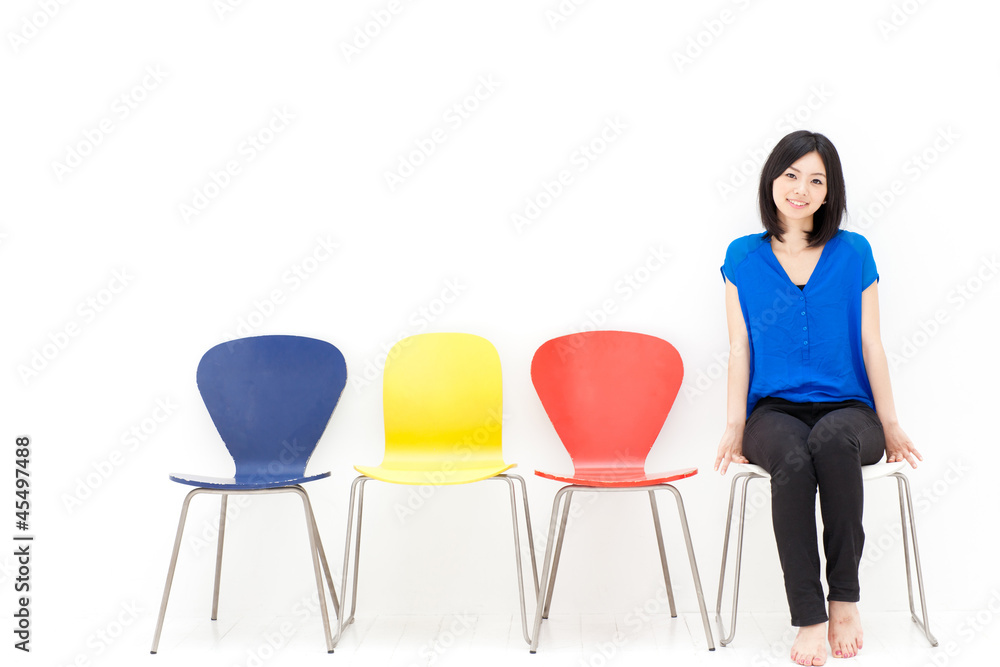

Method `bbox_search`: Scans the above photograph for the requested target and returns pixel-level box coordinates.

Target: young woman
[714,130,922,666]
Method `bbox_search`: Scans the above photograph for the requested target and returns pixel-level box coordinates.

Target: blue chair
[150,335,347,653]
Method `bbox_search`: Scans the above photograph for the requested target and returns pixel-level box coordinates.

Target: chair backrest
[530,331,683,472]
[381,333,505,467]
[197,335,348,483]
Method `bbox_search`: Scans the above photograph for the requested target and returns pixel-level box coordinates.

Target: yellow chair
[333,333,538,646]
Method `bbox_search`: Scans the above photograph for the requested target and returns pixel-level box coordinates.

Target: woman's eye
[812,179,824,185]
[785,173,795,179]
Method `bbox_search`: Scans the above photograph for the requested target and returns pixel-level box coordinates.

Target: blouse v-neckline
[764,232,839,292]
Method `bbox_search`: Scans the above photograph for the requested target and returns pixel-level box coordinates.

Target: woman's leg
[743,403,828,627]
[808,405,885,604]
[807,403,885,659]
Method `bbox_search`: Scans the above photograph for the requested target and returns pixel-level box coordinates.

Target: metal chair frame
[334,473,538,647]
[529,483,716,652]
[151,485,339,653]
[715,463,938,647]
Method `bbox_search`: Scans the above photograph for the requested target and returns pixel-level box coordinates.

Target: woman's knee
[807,409,883,460]
[744,420,815,483]
[743,409,811,465]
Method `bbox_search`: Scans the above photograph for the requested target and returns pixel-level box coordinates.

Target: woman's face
[772,150,828,228]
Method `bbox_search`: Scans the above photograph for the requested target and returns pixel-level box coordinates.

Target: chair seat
[355,462,515,485]
[169,471,331,490]
[731,460,906,482]
[534,466,698,488]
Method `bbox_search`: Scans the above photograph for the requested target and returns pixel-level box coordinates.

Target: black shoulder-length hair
[758,130,846,247]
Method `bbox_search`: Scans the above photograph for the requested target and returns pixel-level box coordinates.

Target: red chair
[528,331,715,652]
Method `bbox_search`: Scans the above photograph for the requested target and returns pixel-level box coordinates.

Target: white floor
[66,609,975,667]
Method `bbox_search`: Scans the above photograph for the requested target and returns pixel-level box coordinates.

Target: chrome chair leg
[541,489,573,620]
[895,476,916,618]
[661,484,715,650]
[292,487,335,653]
[892,472,938,647]
[211,494,228,621]
[530,486,573,653]
[151,488,202,654]
[346,478,368,626]
[715,473,740,644]
[715,472,759,647]
[495,475,533,643]
[312,516,340,619]
[334,476,368,647]
[509,473,540,596]
[648,490,677,617]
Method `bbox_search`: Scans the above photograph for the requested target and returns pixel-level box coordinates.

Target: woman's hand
[714,425,748,475]
[884,422,922,468]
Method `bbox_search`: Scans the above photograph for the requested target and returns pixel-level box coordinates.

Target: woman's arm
[714,278,751,474]
[860,281,923,468]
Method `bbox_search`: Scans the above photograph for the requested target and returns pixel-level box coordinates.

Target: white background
[3,0,999,665]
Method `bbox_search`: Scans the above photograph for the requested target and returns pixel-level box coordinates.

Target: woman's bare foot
[828,601,863,658]
[791,623,827,665]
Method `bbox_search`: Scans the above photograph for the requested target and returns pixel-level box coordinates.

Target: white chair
[715,461,937,647]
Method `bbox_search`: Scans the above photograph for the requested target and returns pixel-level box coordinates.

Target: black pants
[742,397,885,626]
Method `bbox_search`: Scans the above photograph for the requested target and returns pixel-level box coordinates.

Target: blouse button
[803,341,808,345]
[801,311,805,316]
